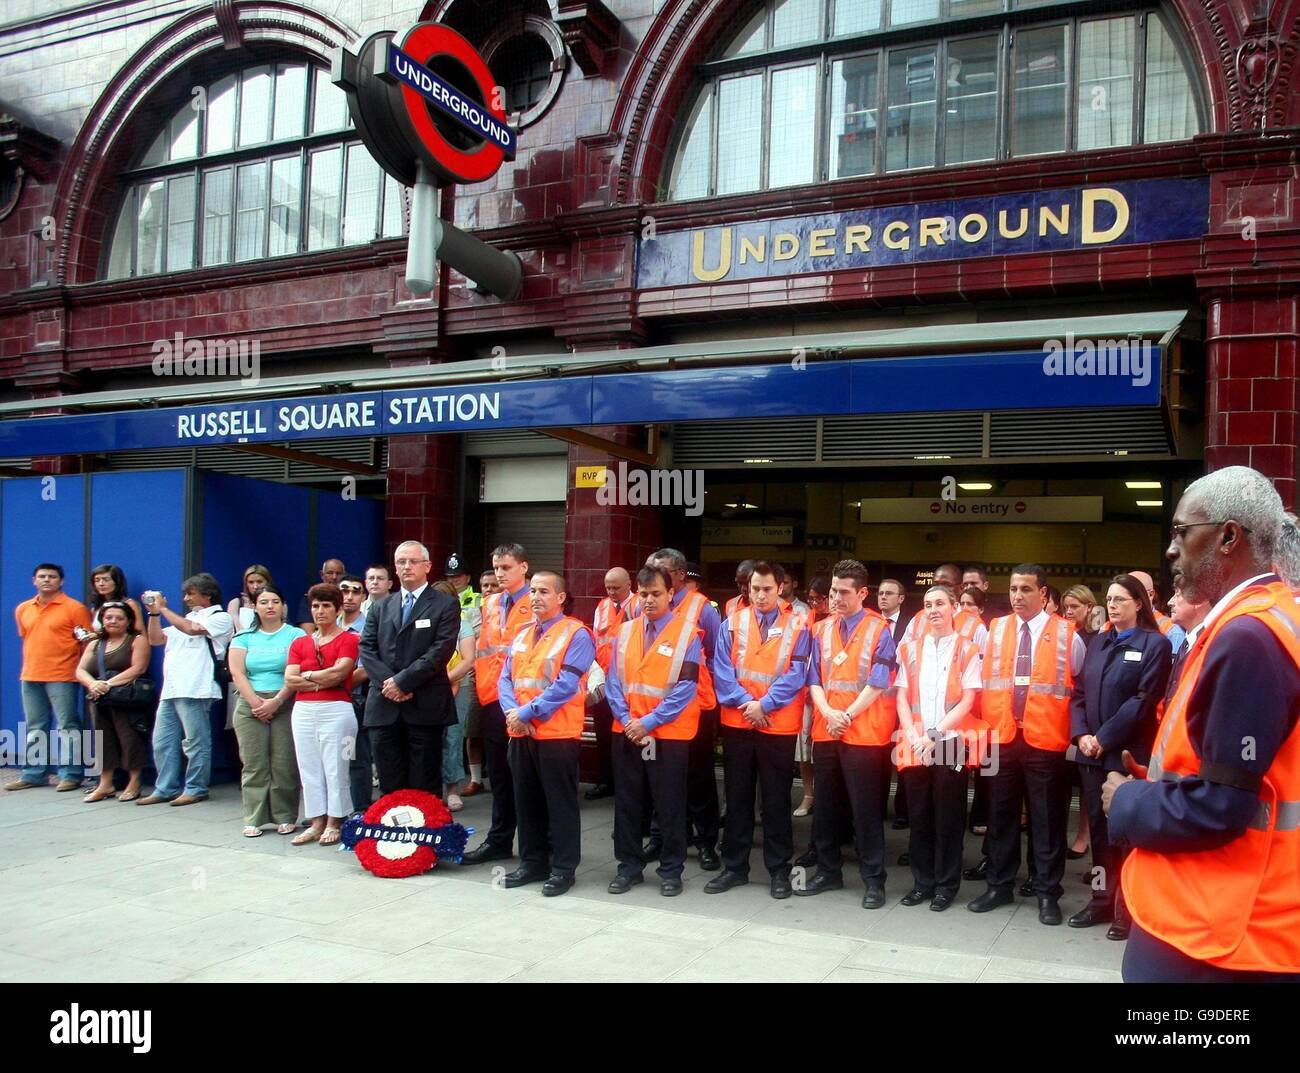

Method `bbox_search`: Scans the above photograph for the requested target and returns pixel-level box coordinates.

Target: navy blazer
[358,585,460,728]
[1069,625,1172,772]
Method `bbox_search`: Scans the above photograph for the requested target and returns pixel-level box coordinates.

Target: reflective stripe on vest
[984,617,1070,700]
[817,615,875,693]
[732,606,803,687]
[615,615,695,701]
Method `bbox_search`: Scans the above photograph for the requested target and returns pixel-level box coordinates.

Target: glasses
[1105,595,1134,604]
[394,558,427,566]
[339,586,364,594]
[1170,521,1252,541]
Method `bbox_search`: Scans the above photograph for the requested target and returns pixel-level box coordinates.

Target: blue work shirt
[1166,623,1187,651]
[808,609,896,690]
[713,605,812,713]
[673,587,720,666]
[497,612,595,724]
[1109,577,1300,852]
[606,608,701,732]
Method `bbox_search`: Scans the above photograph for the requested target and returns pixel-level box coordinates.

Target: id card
[832,649,849,666]
[1123,649,1142,662]
[1013,674,1032,686]
[657,643,675,657]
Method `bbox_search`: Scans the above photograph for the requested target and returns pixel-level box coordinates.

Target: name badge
[832,650,849,666]
[415,618,431,629]
[1013,674,1032,687]
[1124,649,1142,662]
[768,626,783,636]
[656,643,675,658]
[512,638,527,652]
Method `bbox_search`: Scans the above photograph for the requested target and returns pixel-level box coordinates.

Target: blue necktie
[1013,622,1032,722]
[401,591,415,626]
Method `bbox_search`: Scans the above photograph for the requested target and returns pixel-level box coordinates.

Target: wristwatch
[304,670,313,682]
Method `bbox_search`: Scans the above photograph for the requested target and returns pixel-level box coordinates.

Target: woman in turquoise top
[228,586,306,836]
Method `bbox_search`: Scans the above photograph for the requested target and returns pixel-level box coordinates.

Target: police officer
[495,570,593,896]
[444,552,479,614]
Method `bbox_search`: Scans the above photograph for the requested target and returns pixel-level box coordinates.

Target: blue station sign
[0,347,1162,458]
[636,178,1209,289]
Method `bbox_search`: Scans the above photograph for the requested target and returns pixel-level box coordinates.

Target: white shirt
[1200,573,1274,638]
[992,610,1087,675]
[396,583,428,617]
[160,605,235,701]
[896,632,983,731]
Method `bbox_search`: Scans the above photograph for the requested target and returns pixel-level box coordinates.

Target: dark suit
[883,610,909,824]
[359,584,461,796]
[1069,625,1171,912]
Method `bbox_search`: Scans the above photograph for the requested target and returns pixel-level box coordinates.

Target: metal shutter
[484,503,568,575]
[821,413,984,460]
[989,409,1171,457]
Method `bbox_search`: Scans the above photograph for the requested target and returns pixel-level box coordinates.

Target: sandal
[276,823,297,835]
[291,828,322,846]
[319,827,342,847]
[84,788,117,802]
[242,825,263,838]
[793,797,814,817]
[119,789,141,802]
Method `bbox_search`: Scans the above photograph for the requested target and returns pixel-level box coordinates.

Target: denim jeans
[20,680,83,783]
[442,683,471,787]
[151,697,213,799]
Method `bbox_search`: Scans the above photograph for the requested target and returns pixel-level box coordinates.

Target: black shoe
[460,842,513,865]
[930,892,956,912]
[584,783,614,801]
[542,873,574,897]
[770,873,793,900]
[660,877,683,897]
[607,873,643,894]
[640,840,663,863]
[794,847,818,868]
[900,887,932,907]
[1106,918,1131,941]
[1018,878,1034,897]
[793,871,843,897]
[862,883,886,910]
[962,857,989,882]
[697,844,721,871]
[1066,845,1090,860]
[891,817,909,830]
[704,869,749,894]
[1037,895,1063,926]
[897,852,911,867]
[967,888,1014,913]
[501,867,547,888]
[1067,904,1113,929]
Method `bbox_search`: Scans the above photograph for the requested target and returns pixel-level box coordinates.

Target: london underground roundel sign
[333,22,516,187]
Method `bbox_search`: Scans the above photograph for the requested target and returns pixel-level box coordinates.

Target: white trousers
[291,700,357,819]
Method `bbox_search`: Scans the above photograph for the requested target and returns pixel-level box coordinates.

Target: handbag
[204,633,231,687]
[95,641,157,733]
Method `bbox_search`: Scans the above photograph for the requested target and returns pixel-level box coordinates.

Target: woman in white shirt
[894,584,986,911]
[227,564,273,632]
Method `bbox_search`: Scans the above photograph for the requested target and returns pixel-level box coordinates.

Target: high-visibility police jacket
[611,611,700,741]
[593,594,637,674]
[1122,579,1300,973]
[982,613,1076,752]
[719,604,809,735]
[504,616,591,740]
[895,634,988,769]
[475,587,533,705]
[811,611,895,746]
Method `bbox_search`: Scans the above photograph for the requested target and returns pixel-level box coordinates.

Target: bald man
[1129,570,1179,643]
[588,566,639,799]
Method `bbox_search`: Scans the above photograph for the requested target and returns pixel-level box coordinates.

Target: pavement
[0,770,1122,983]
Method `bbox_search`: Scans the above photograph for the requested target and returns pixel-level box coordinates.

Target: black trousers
[613,733,690,880]
[986,734,1070,895]
[348,705,374,813]
[480,700,516,851]
[1078,762,1127,915]
[686,706,721,848]
[903,763,968,896]
[721,726,796,877]
[968,764,991,828]
[887,773,909,822]
[812,740,891,884]
[508,736,581,878]
[369,719,443,797]
[589,695,615,787]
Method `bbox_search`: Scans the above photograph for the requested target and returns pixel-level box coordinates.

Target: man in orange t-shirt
[8,563,92,791]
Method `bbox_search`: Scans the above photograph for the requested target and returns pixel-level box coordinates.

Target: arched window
[664,1,1203,201]
[104,61,406,279]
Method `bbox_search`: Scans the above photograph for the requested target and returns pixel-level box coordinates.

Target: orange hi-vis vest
[895,635,989,770]
[475,587,534,705]
[593,595,636,674]
[506,616,590,740]
[1122,579,1300,974]
[1154,610,1175,636]
[720,604,809,735]
[812,611,895,746]
[910,606,981,644]
[982,613,1076,752]
[611,611,701,741]
[725,595,746,617]
[674,590,716,709]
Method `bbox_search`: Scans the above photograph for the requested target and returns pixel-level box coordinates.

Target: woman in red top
[285,584,359,845]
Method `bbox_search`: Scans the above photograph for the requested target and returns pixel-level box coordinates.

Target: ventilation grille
[670,418,818,466]
[821,413,985,460]
[98,437,386,481]
[464,429,567,457]
[483,503,567,574]
[989,409,1171,457]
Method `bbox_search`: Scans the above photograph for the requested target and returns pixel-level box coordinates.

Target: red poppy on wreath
[342,789,471,878]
